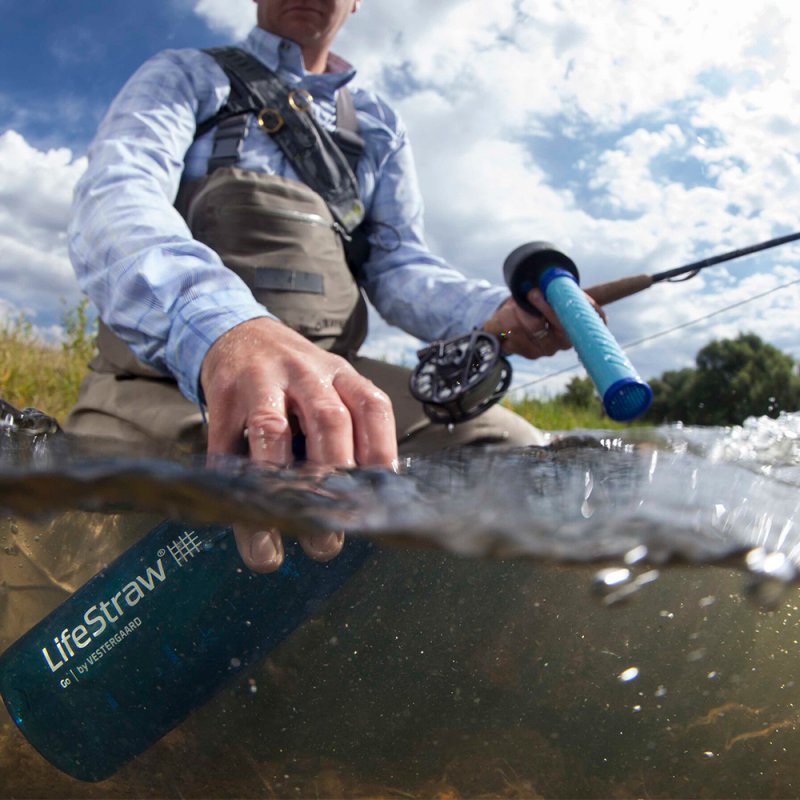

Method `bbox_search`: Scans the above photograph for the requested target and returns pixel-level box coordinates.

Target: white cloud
[192,0,255,40]
[0,131,86,322]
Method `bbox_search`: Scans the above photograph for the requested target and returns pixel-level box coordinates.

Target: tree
[561,375,602,412]
[645,333,800,426]
[646,367,696,424]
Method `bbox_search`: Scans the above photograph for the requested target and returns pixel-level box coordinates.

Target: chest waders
[94,47,370,381]
[65,47,545,454]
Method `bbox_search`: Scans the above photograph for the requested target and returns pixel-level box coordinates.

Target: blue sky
[1,0,798,399]
[0,1,222,151]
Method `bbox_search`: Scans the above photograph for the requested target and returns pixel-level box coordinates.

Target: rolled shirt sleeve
[68,49,272,405]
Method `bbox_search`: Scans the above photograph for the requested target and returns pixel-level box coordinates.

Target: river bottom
[2,515,800,798]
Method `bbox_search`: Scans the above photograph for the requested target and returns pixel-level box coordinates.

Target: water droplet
[10,524,18,535]
[230,657,242,668]
[447,424,455,434]
[655,685,667,697]
[619,667,639,682]
[648,451,658,483]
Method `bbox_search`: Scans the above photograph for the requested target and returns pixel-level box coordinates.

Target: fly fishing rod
[582,230,800,307]
[410,231,800,425]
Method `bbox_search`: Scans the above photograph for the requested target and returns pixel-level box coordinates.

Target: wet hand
[200,317,398,573]
[486,289,608,360]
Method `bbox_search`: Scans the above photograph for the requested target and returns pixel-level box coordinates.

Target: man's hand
[485,288,607,358]
[201,317,397,574]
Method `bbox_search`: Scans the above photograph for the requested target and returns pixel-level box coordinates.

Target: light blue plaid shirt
[69,26,510,404]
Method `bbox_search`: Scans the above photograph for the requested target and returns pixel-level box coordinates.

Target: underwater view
[2,408,800,798]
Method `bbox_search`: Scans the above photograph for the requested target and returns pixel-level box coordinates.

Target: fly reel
[409,330,512,424]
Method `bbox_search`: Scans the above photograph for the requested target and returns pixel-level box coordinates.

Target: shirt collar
[240,26,356,94]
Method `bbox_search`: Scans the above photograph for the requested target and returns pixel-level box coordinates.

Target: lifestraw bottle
[0,520,374,782]
[504,242,652,421]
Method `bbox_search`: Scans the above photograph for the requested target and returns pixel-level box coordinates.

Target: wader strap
[201,46,364,233]
[331,89,365,175]
[207,114,251,174]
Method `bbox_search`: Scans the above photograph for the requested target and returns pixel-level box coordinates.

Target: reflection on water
[2,410,800,797]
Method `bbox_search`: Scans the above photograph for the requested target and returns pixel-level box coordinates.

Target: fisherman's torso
[95,29,394,379]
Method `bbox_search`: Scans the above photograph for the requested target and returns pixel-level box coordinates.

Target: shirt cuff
[167,291,276,405]
[468,288,512,333]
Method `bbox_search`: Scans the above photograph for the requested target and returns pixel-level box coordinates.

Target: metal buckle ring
[258,108,284,134]
[288,89,313,113]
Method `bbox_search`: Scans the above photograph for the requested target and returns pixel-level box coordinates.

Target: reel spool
[410,330,512,424]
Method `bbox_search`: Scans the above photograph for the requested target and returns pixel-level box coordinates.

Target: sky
[0,0,798,398]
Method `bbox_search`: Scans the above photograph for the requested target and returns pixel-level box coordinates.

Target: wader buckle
[288,89,313,113]
[257,108,284,134]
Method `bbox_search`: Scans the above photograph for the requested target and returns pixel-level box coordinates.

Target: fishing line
[507,275,800,395]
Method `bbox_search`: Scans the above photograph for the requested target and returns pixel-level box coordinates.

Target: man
[65,0,604,572]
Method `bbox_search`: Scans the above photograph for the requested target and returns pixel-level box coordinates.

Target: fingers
[587,294,609,325]
[233,525,284,573]
[245,393,293,465]
[289,374,356,467]
[501,297,569,359]
[206,391,248,457]
[333,369,398,467]
[232,525,344,572]
[298,530,345,562]
[525,289,569,340]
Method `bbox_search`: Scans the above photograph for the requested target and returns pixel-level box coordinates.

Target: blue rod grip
[540,268,652,421]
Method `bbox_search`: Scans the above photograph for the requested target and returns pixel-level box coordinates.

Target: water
[2,404,800,797]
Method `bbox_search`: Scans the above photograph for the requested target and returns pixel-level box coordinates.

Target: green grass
[0,301,95,421]
[504,396,631,431]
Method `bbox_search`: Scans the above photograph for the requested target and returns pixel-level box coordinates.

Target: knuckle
[357,386,393,416]
[311,403,350,430]
[247,409,290,439]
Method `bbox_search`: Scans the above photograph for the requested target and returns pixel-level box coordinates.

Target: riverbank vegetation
[2,305,797,430]
[0,301,95,422]
[644,333,800,426]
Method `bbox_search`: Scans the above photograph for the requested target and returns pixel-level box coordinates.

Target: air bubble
[593,567,631,590]
[687,649,706,662]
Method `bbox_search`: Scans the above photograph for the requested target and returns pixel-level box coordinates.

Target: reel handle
[503,242,652,422]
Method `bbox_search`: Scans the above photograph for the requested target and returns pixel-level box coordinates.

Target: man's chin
[275,19,328,43]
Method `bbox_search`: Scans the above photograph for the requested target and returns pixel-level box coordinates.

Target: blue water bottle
[0,519,374,782]
[504,242,652,421]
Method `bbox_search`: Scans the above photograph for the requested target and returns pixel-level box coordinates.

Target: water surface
[1,406,800,798]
